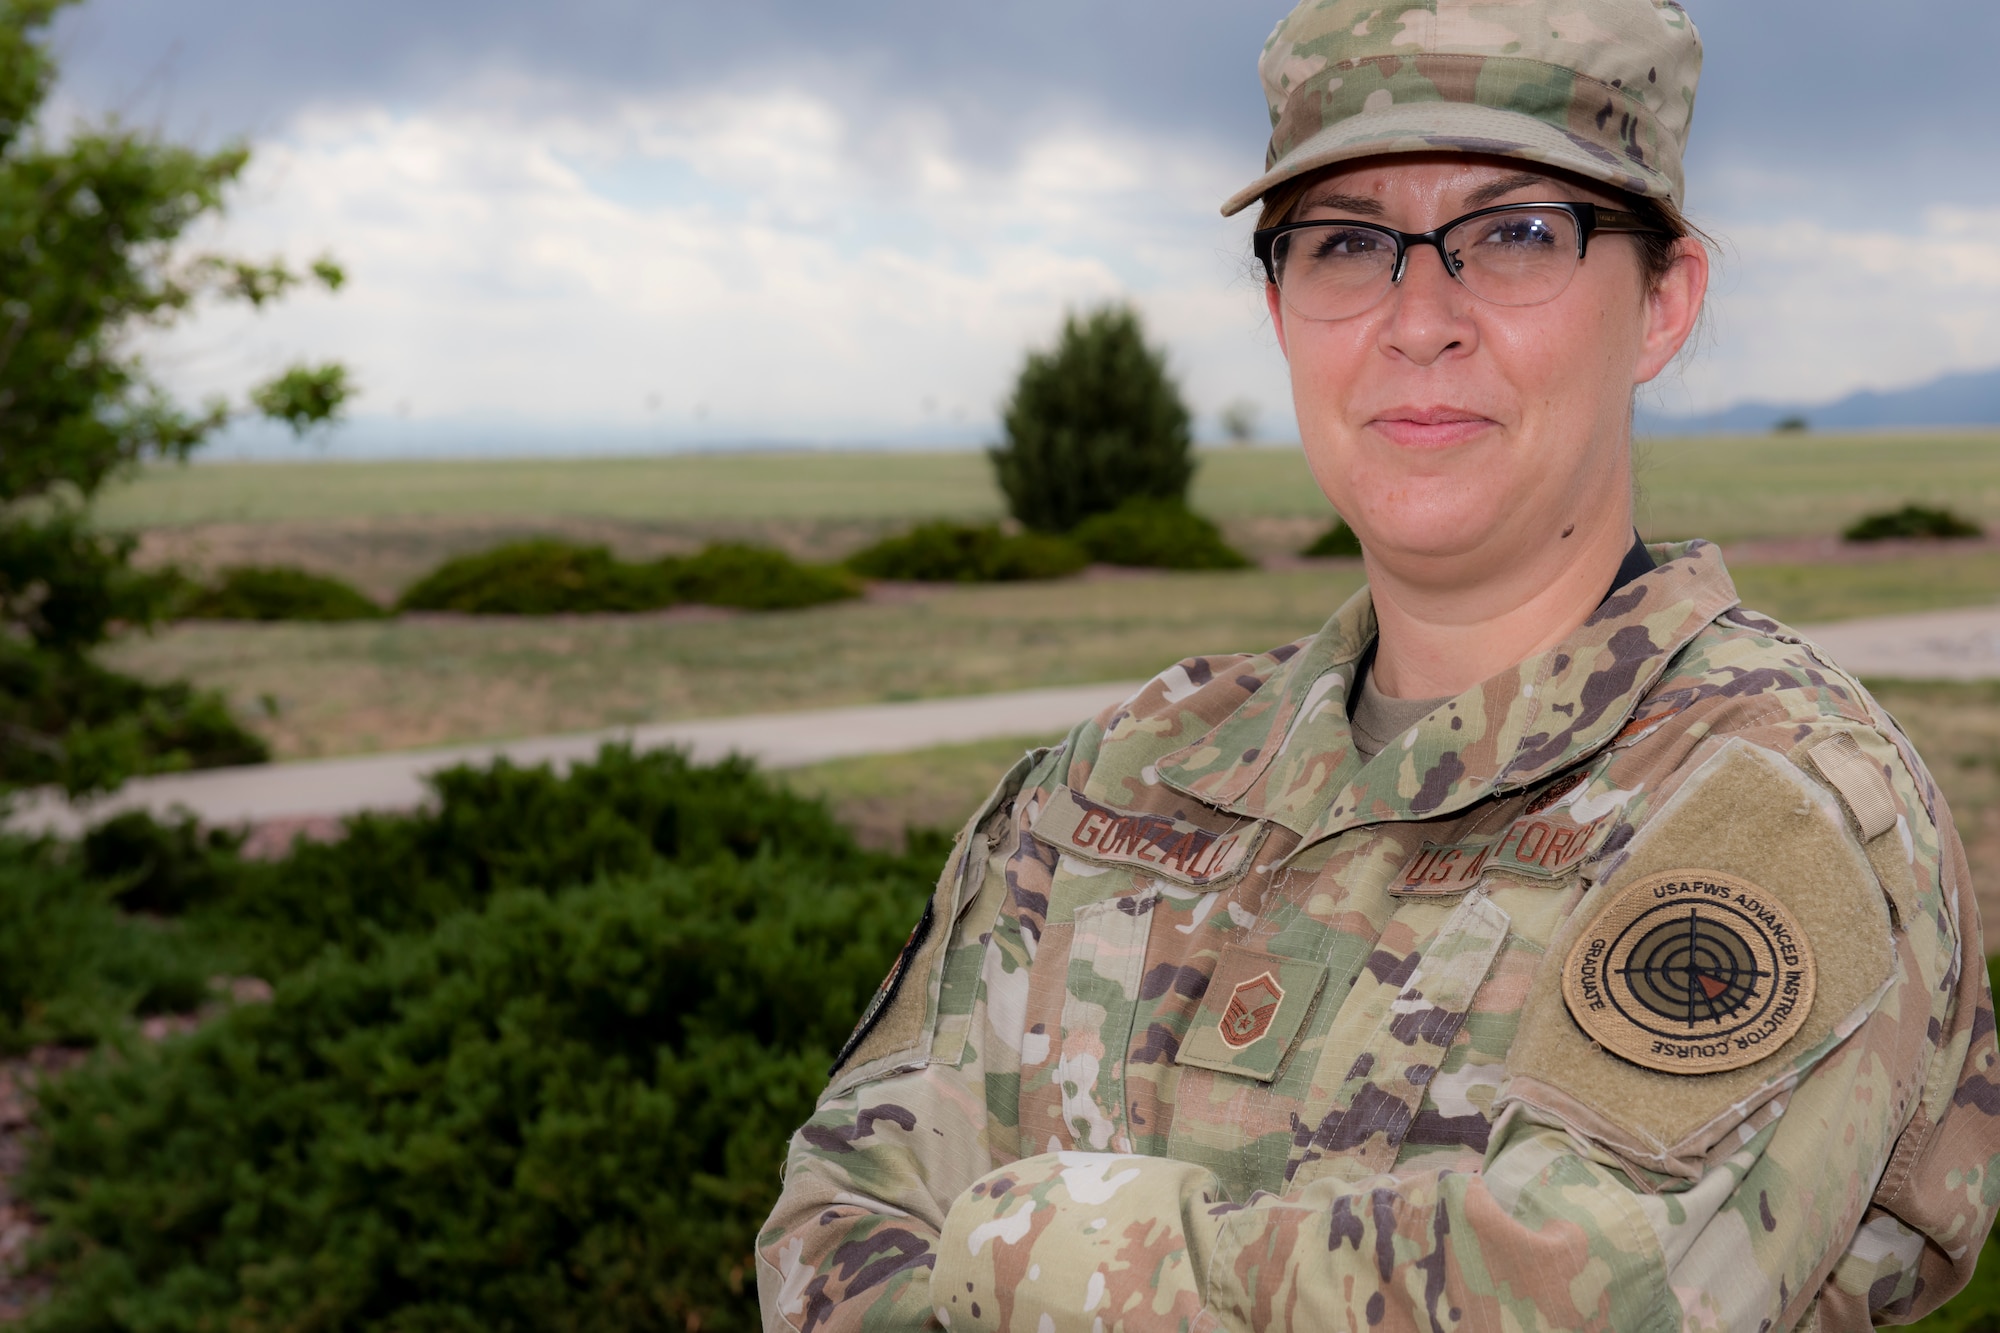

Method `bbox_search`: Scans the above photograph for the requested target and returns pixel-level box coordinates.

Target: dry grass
[778,734,1060,851]
[96,430,2000,538]
[106,569,1366,760]
[1864,682,2000,934]
[97,552,2000,763]
[1731,551,2000,623]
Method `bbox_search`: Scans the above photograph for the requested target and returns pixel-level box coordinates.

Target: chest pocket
[1176,945,1330,1081]
[1286,890,1513,1189]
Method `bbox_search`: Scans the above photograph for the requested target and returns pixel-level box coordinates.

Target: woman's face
[1268,155,1706,575]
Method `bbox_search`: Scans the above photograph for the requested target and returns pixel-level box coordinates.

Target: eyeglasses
[1253,202,1667,322]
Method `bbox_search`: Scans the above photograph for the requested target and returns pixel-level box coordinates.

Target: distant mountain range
[1638,365,2000,435]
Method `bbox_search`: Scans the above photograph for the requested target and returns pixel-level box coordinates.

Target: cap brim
[1221,102,1677,218]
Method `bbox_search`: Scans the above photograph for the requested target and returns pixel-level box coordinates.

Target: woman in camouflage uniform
[759,2,2000,1329]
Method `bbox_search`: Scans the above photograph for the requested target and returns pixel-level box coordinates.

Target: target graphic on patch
[1562,871,1816,1074]
[1619,907,1769,1027]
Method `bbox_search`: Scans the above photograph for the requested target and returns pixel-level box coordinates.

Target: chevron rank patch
[1563,870,1816,1075]
[1219,971,1285,1049]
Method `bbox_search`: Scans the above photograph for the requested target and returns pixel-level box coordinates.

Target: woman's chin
[1356,513,1508,565]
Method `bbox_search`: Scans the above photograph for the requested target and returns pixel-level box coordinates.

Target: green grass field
[96,429,2000,539]
[88,430,2000,600]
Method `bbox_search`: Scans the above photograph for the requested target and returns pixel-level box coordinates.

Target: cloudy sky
[47,0,2000,452]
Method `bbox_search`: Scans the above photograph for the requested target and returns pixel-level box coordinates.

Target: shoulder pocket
[826,744,1056,1098]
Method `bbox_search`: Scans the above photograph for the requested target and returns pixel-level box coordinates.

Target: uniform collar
[1153,540,1740,848]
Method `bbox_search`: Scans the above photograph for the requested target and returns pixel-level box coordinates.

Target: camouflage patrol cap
[1222,0,1703,217]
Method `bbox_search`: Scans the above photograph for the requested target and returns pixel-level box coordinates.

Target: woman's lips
[1368,409,1497,449]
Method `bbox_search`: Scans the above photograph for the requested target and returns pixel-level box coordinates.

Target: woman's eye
[1311,229,1387,258]
[1478,218,1557,247]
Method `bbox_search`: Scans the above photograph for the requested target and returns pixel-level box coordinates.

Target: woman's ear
[1634,238,1708,385]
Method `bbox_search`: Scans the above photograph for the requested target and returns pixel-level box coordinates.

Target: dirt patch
[239,815,349,860]
[394,603,746,628]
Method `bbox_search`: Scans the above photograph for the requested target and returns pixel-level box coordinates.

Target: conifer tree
[990,304,1193,533]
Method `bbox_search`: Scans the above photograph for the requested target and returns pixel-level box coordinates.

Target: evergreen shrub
[397,540,856,616]
[25,864,926,1333]
[1843,504,1984,543]
[23,747,942,1331]
[397,540,676,615]
[670,543,859,610]
[1071,500,1252,570]
[990,305,1195,533]
[1301,518,1364,558]
[199,747,873,977]
[178,565,385,621]
[846,522,1088,583]
[0,837,210,1053]
[79,811,247,916]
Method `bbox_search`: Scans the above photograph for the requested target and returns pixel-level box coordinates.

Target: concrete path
[6,681,1143,839]
[1794,605,2000,682]
[12,602,2000,839]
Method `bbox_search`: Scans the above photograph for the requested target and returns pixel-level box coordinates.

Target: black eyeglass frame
[1252,200,1666,296]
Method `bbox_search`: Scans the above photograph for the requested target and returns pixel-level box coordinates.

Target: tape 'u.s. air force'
[1031,786,1264,887]
[1394,810,1614,894]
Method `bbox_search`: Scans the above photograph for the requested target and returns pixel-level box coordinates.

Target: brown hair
[1254,165,1706,293]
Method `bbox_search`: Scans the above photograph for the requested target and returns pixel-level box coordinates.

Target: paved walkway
[6,681,1142,839]
[12,603,2000,839]
[1796,605,2000,681]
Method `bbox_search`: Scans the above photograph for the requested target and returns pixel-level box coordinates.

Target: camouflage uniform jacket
[758,541,2000,1332]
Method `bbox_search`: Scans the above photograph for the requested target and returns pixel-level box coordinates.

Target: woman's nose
[1377,243,1476,365]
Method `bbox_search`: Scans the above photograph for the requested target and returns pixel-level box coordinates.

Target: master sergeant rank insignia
[1562,870,1816,1075]
[1219,972,1285,1049]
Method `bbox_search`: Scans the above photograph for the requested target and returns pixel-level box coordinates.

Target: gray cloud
[49,1,1275,169]
[1685,0,2000,211]
[53,0,1998,212]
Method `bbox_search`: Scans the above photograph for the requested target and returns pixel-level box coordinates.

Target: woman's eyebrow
[1300,192,1385,216]
[1462,172,1565,208]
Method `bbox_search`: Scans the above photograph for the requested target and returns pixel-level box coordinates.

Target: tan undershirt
[1350,674,1451,761]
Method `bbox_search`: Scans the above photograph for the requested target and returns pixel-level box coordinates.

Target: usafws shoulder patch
[1562,870,1816,1075]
